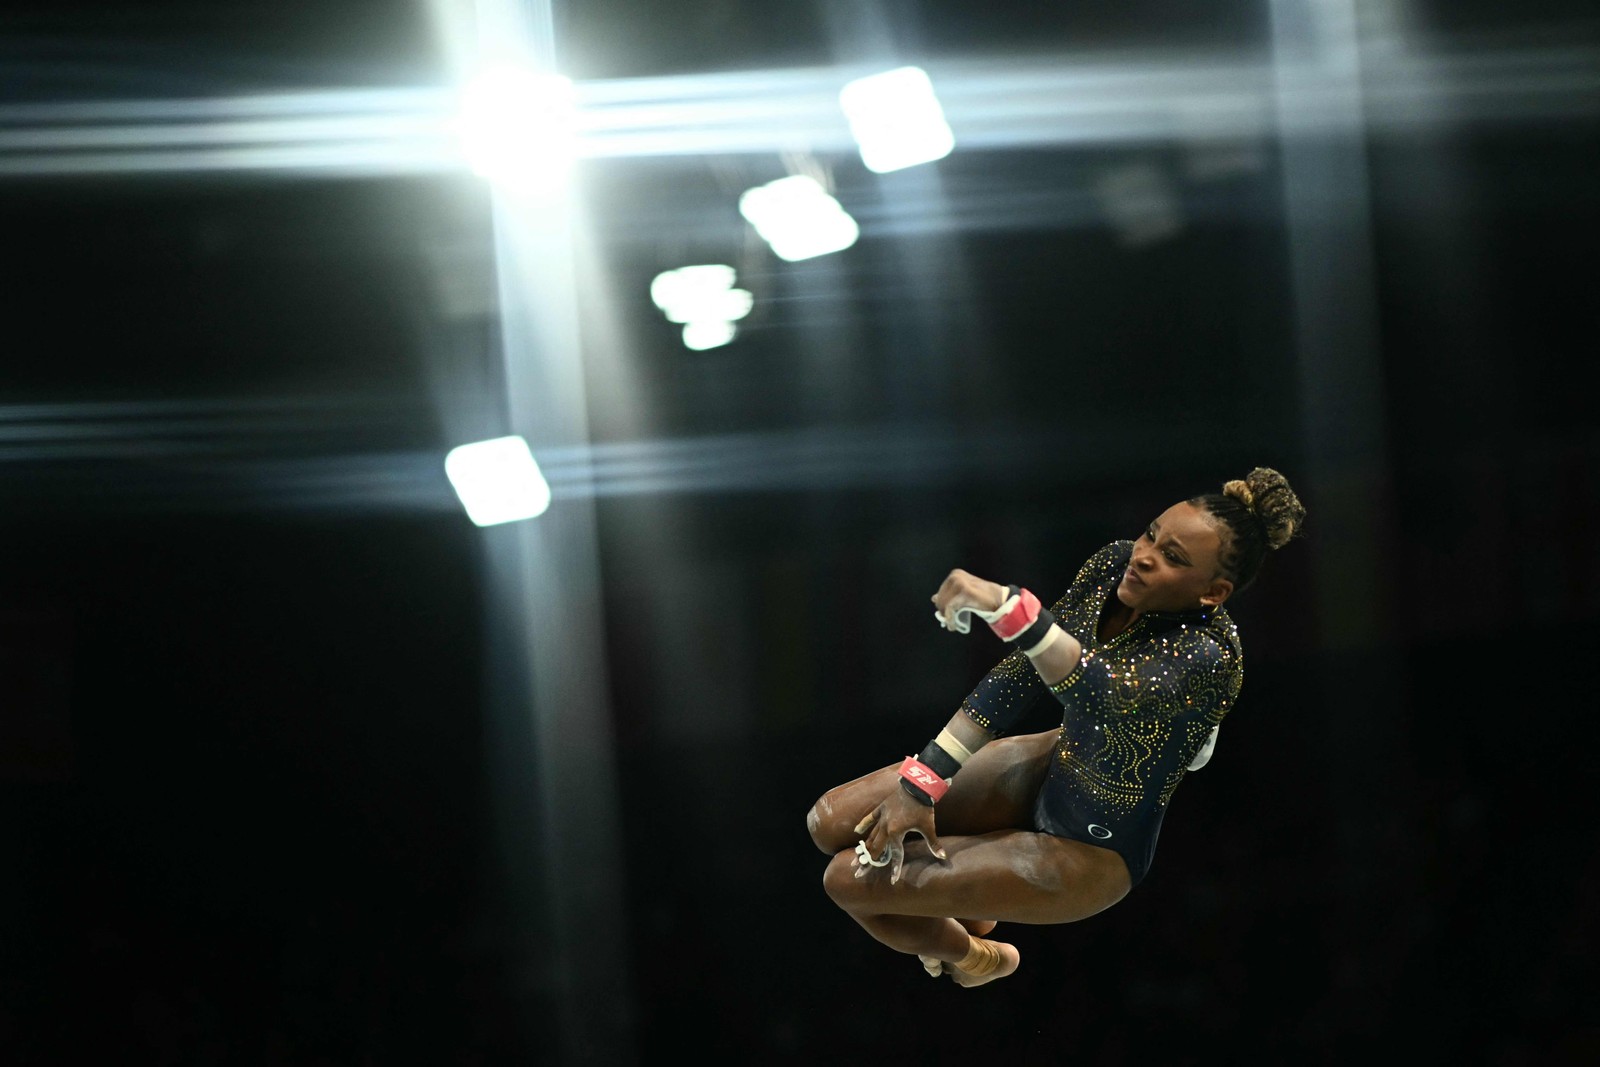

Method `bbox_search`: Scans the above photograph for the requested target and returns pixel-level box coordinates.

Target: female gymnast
[806,467,1306,986]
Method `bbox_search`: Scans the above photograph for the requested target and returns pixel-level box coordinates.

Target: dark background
[2,1,1597,1064]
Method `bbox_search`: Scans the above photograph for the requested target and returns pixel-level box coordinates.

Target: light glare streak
[458,65,576,187]
[3,407,1241,512]
[1,43,1593,178]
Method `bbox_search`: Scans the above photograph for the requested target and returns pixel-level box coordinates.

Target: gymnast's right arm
[930,568,1085,690]
[851,570,1085,881]
[904,568,1089,800]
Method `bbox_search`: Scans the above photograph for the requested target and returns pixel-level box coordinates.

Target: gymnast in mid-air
[807,467,1307,985]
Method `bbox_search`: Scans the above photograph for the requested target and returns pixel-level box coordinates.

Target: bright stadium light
[738,176,859,262]
[838,66,954,173]
[682,321,738,351]
[444,435,552,526]
[650,264,753,350]
[457,65,576,187]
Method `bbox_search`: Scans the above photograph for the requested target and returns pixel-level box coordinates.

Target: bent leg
[808,729,1096,984]
[805,729,1058,854]
[822,827,1130,980]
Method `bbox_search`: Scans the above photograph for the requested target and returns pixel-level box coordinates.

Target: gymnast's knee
[806,795,840,854]
[821,849,864,907]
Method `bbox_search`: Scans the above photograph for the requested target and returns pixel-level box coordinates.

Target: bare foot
[921,920,998,976]
[949,939,1020,988]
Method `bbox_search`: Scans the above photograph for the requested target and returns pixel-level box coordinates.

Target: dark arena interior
[1,1,1596,1063]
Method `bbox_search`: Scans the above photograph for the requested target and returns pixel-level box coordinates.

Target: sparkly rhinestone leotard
[959,540,1243,886]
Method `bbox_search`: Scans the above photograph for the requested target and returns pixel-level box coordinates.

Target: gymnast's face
[1116,502,1234,614]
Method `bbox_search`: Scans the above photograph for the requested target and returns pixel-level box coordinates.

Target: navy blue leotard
[959,540,1244,886]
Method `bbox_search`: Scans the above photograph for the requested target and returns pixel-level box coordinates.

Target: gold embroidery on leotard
[959,540,1244,832]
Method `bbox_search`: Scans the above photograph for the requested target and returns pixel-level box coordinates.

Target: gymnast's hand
[851,786,948,886]
[931,568,1009,633]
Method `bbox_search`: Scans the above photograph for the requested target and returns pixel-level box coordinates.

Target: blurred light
[838,66,955,173]
[4,48,1594,179]
[458,65,576,188]
[682,321,738,351]
[650,265,753,351]
[1094,162,1184,247]
[649,265,752,323]
[738,176,859,261]
[444,435,552,525]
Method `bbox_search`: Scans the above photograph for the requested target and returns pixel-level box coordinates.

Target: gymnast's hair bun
[1225,468,1305,550]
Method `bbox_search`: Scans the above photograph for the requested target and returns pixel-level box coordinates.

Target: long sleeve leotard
[958,540,1244,885]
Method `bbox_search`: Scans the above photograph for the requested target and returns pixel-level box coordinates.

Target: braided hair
[1189,467,1307,591]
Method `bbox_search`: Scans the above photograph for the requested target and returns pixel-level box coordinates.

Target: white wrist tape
[934,727,976,766]
[1022,625,1063,659]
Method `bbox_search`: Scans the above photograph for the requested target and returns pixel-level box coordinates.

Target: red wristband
[899,756,950,802]
[988,588,1042,642]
